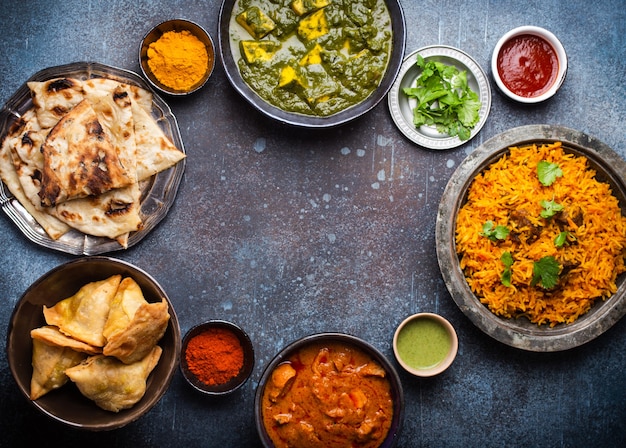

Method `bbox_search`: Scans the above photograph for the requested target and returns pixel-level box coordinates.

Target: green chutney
[396,317,452,369]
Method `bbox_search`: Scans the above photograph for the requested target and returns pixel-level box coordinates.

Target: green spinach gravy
[230,0,393,117]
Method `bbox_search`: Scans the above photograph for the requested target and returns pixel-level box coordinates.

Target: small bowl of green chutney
[393,313,458,377]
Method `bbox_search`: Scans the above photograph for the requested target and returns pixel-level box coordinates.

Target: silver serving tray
[0,62,186,255]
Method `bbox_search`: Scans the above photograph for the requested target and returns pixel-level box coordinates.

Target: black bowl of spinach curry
[219,0,406,128]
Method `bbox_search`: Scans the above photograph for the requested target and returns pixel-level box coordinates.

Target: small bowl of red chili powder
[180,320,254,396]
[491,25,567,104]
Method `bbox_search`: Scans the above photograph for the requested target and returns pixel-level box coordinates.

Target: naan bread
[0,111,71,239]
[8,110,49,209]
[30,338,87,400]
[28,78,85,129]
[43,275,122,347]
[103,277,170,364]
[89,85,138,185]
[1,75,184,247]
[83,77,154,114]
[65,346,162,412]
[38,99,135,207]
[50,178,143,246]
[131,98,186,181]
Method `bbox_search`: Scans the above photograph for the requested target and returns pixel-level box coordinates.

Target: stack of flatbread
[30,275,170,412]
[0,76,185,248]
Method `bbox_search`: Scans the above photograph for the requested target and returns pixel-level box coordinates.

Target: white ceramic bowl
[392,313,458,377]
[491,26,567,104]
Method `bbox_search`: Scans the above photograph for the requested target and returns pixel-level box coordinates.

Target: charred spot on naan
[46,78,79,93]
[106,197,138,218]
[28,78,85,129]
[46,80,83,120]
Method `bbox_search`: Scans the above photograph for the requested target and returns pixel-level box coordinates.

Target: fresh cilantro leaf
[456,91,481,127]
[480,221,510,241]
[555,231,568,247]
[537,161,563,186]
[402,55,481,141]
[531,256,560,289]
[540,199,564,219]
[501,251,514,287]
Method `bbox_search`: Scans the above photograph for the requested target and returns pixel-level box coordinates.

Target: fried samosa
[30,338,87,400]
[65,346,162,412]
[31,325,101,355]
[102,277,169,364]
[43,275,122,347]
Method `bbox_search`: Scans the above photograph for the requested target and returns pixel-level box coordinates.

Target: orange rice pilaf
[455,142,626,326]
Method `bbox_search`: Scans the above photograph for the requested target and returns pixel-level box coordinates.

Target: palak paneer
[230,0,393,116]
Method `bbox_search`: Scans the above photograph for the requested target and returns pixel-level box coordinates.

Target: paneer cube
[278,65,306,90]
[236,6,276,39]
[299,44,323,66]
[296,8,329,41]
[240,40,280,64]
[291,0,331,16]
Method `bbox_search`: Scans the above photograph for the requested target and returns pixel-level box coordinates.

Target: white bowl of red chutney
[491,26,567,104]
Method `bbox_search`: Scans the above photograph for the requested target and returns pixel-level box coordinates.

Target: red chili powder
[185,327,244,386]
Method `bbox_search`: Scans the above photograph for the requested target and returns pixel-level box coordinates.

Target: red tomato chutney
[497,34,559,98]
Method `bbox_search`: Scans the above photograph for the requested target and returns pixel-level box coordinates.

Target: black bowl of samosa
[6,256,181,430]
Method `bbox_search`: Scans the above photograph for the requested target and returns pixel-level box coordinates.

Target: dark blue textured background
[1,1,624,447]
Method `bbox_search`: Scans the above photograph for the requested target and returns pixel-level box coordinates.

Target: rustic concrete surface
[0,1,624,447]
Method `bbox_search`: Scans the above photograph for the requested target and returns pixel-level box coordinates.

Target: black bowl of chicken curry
[254,332,404,447]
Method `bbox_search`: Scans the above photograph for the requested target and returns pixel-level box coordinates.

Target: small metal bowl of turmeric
[180,320,254,396]
[139,19,215,96]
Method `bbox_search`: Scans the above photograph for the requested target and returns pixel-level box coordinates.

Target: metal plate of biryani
[0,62,185,255]
[436,125,626,351]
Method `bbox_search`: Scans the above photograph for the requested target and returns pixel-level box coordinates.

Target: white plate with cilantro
[388,45,491,149]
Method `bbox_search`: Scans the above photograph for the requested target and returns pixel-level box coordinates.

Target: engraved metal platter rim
[388,45,491,150]
[0,61,186,255]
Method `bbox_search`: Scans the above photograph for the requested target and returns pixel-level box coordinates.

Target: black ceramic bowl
[5,256,181,430]
[218,0,406,128]
[436,125,626,352]
[254,333,404,447]
[180,320,254,396]
[139,19,215,96]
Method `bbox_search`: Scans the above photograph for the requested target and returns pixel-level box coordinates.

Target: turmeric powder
[147,30,210,91]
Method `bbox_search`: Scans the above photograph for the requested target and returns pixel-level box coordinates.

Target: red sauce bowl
[491,26,567,103]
